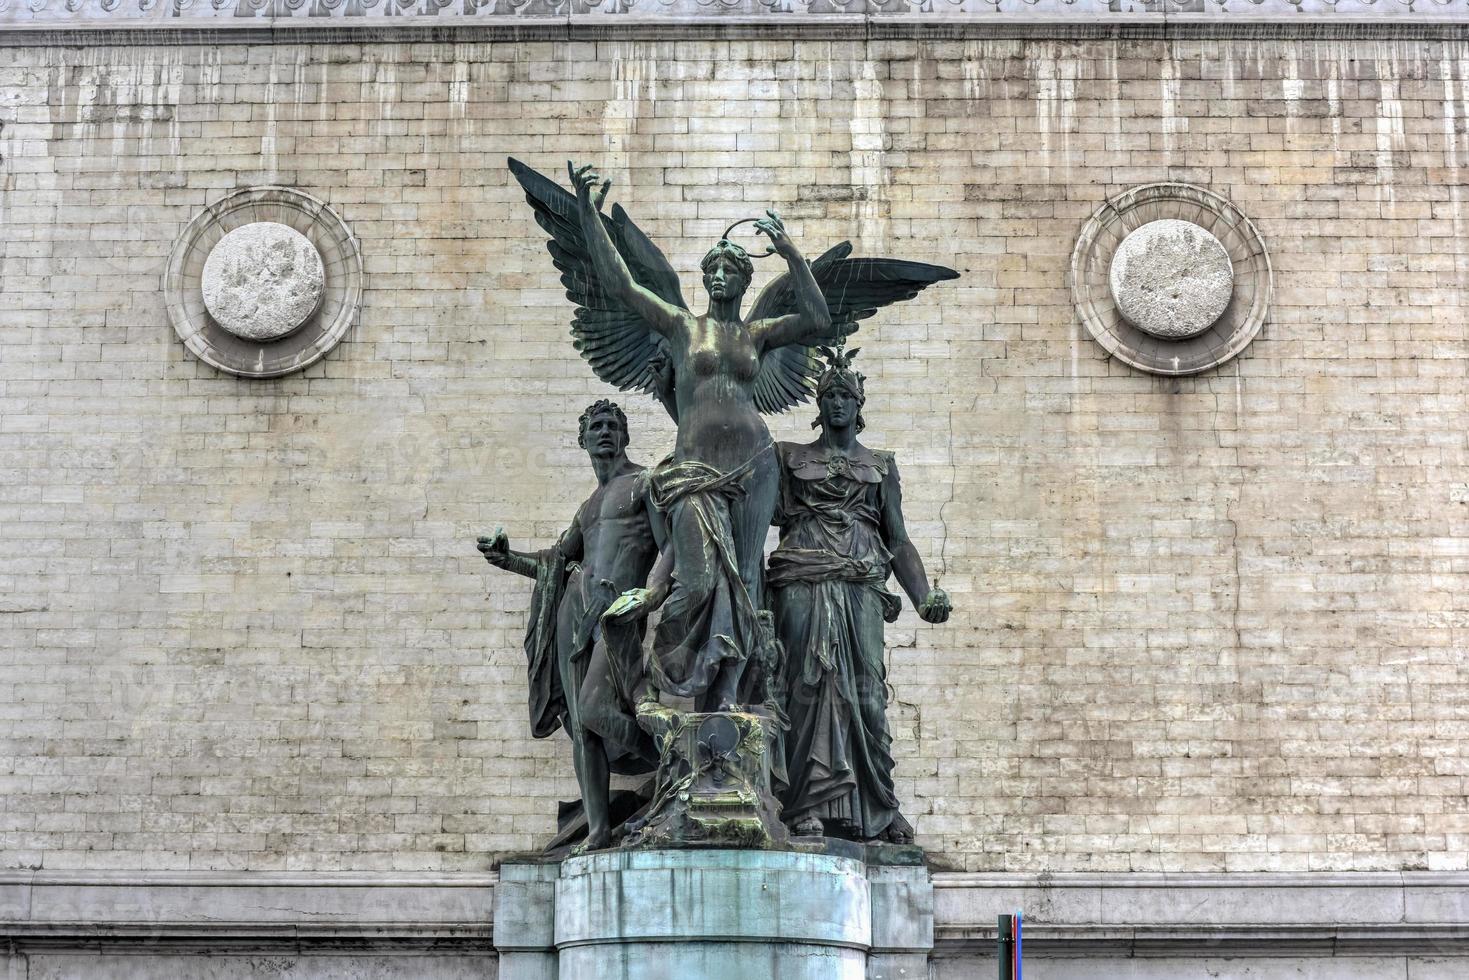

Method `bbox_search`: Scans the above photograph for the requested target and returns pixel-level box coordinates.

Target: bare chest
[580,473,647,527]
[578,474,655,570]
[686,319,760,382]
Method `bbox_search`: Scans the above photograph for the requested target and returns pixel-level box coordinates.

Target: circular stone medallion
[166,186,363,378]
[1109,219,1234,340]
[1070,183,1272,376]
[201,221,325,342]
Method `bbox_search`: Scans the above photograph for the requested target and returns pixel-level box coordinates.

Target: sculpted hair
[700,239,755,286]
[578,399,628,449]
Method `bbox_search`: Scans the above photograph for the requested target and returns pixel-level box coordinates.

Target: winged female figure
[509,158,958,711]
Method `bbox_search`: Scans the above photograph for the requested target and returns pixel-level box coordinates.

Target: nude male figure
[477,400,662,850]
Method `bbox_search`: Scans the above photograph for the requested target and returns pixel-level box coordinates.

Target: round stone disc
[1108,219,1234,340]
[201,222,326,342]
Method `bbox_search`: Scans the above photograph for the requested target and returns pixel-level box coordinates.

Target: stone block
[495,847,933,979]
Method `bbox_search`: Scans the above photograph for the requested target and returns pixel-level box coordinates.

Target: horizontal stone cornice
[931,870,1469,958]
[3,869,1467,958]
[0,870,498,952]
[0,870,500,887]
[6,8,1469,46]
[934,870,1469,888]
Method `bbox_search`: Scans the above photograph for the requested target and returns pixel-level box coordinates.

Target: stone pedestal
[626,703,787,850]
[494,846,932,980]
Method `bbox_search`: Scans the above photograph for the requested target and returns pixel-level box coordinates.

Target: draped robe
[767,440,913,841]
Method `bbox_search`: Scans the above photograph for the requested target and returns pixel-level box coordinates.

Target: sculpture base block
[494,845,932,980]
[626,703,788,850]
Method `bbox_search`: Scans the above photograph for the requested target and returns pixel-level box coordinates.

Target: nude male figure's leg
[577,634,655,770]
[557,594,612,850]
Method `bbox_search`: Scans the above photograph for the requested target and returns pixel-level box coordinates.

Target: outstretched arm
[749,211,833,352]
[878,458,952,625]
[477,516,584,581]
[570,162,688,342]
[477,529,540,580]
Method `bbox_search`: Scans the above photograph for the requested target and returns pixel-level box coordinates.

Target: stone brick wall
[2,35,1466,873]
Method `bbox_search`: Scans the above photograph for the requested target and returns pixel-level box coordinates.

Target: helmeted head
[578,399,629,457]
[701,239,754,304]
[813,346,866,433]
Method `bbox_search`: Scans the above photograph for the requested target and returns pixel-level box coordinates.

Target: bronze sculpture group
[478,159,956,850]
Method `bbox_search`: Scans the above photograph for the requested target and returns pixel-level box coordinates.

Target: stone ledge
[931,872,1469,958]
[934,924,1469,958]
[0,870,497,953]
[3,870,1467,959]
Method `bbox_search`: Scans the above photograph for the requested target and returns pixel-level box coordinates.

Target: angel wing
[746,244,960,415]
[509,158,687,398]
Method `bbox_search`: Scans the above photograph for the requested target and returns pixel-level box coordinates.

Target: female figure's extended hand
[918,587,952,624]
[753,209,796,257]
[568,161,611,211]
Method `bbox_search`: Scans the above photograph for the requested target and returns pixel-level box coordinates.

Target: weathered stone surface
[5,869,1467,976]
[1108,219,1233,340]
[23,956,492,979]
[165,186,362,378]
[524,848,920,979]
[0,35,1466,878]
[495,863,559,980]
[200,222,324,342]
[1072,182,1270,375]
[555,849,871,948]
[935,959,1429,980]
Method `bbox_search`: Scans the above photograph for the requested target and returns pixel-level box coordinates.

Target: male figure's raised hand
[476,528,511,568]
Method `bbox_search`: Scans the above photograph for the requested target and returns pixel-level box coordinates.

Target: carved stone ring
[165,186,363,378]
[720,218,779,258]
[1070,183,1272,376]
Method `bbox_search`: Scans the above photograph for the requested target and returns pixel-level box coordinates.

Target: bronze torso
[672,316,771,473]
[570,467,660,607]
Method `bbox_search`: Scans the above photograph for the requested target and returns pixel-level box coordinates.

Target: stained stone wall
[2,33,1468,877]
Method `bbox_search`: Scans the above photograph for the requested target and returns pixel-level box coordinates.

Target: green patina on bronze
[769,348,952,845]
[482,158,959,851]
[622,700,789,851]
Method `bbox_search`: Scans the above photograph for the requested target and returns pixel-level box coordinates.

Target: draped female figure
[769,349,952,842]
[568,162,831,709]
